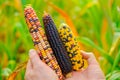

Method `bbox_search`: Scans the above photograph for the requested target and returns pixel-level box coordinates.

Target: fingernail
[29,49,36,56]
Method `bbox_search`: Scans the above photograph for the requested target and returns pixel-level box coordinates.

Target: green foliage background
[0,0,120,80]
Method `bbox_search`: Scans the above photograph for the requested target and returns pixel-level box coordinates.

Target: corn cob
[43,12,72,76]
[24,6,63,80]
[58,23,88,71]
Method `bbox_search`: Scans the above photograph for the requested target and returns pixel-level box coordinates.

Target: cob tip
[59,23,70,29]
[25,4,32,8]
[24,5,32,11]
[43,11,52,26]
[65,73,72,78]
[43,11,49,18]
[60,23,68,27]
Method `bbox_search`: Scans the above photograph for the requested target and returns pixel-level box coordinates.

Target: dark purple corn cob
[43,12,72,76]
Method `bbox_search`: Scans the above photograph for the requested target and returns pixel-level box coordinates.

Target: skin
[25,49,105,80]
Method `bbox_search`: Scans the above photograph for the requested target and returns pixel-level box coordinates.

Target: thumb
[28,49,58,80]
[29,49,53,71]
[29,49,42,68]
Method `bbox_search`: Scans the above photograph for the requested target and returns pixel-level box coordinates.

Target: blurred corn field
[0,0,120,80]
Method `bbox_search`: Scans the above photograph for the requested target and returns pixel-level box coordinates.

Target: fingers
[26,60,32,70]
[25,49,58,80]
[25,60,32,80]
[80,50,90,59]
[29,49,42,68]
[29,49,50,69]
[80,50,98,65]
[80,50,95,59]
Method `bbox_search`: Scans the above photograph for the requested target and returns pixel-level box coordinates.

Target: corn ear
[43,12,72,76]
[24,6,63,80]
[58,23,88,71]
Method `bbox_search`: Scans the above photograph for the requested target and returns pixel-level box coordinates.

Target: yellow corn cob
[58,23,88,71]
[24,6,63,80]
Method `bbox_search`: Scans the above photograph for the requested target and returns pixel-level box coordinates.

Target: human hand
[25,49,58,80]
[25,49,105,80]
[66,50,105,80]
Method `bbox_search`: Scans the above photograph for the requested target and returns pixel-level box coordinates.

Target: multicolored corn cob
[43,13,72,76]
[24,6,63,80]
[58,23,88,71]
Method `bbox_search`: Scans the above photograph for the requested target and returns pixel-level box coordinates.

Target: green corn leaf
[106,70,120,80]
[0,64,2,80]
[111,49,120,71]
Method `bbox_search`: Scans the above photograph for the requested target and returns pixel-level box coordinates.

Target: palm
[66,59,105,80]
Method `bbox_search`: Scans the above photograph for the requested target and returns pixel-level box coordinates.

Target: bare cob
[43,13,72,76]
[24,6,63,80]
[58,23,88,71]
